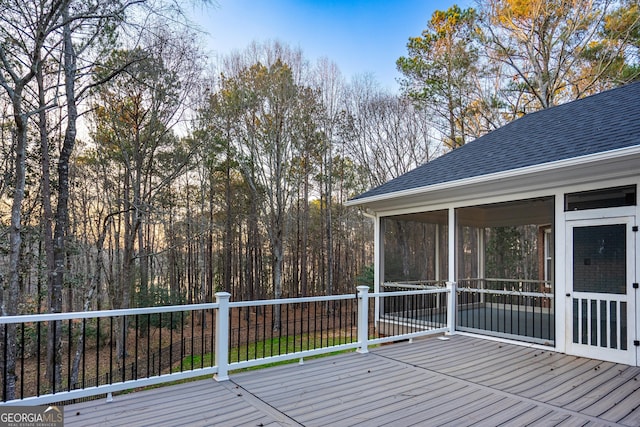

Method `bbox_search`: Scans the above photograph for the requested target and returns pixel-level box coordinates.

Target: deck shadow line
[223,379,304,426]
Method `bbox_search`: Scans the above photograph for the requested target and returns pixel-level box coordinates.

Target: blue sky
[189,0,467,92]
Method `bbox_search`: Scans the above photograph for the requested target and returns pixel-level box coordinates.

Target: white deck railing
[0,286,451,406]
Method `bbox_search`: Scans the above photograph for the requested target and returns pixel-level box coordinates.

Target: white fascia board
[345,145,640,209]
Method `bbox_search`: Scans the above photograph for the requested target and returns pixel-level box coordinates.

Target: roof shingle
[351,82,640,201]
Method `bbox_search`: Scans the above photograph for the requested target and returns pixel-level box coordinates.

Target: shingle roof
[351,82,640,201]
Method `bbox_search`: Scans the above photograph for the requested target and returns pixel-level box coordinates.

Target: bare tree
[0,0,66,400]
[88,24,203,357]
[343,76,438,189]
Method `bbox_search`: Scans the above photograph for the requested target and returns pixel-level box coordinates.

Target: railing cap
[356,286,370,294]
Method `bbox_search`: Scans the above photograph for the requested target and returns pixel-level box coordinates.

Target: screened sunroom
[348,83,640,365]
[379,197,554,345]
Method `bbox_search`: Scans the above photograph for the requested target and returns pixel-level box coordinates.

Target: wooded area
[0,0,638,399]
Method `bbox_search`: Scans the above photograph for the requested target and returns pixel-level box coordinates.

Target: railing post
[357,286,369,354]
[214,292,231,381]
[446,281,456,335]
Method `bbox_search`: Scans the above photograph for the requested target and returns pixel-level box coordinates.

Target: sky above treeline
[188,0,470,92]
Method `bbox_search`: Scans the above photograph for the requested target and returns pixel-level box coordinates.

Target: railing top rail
[382,282,446,290]
[371,288,449,298]
[229,293,356,308]
[0,289,443,324]
[0,302,219,324]
[457,287,553,298]
[382,280,446,285]
[1,286,454,405]
[458,278,552,284]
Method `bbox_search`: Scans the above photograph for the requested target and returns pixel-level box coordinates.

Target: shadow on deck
[64,334,640,426]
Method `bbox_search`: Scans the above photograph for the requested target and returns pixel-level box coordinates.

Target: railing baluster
[122,315,127,383]
[307,302,311,347]
[211,309,218,366]
[67,319,72,391]
[253,306,258,360]
[285,302,290,354]
[169,312,173,375]
[190,310,194,368]
[96,317,100,388]
[454,280,553,344]
[1,290,453,404]
[277,305,282,355]
[52,320,57,394]
[412,294,417,332]
[20,323,25,399]
[147,314,151,377]
[200,310,205,369]
[293,301,298,353]
[338,300,342,345]
[313,301,318,350]
[82,318,86,389]
[180,311,184,372]
[262,305,267,358]
[268,305,274,357]
[4,324,8,401]
[109,317,113,385]
[158,313,162,376]
[135,315,139,380]
[245,307,250,361]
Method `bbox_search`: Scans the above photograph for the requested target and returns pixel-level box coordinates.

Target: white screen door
[566,217,636,365]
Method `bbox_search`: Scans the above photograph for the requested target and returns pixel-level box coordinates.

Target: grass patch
[179,333,355,373]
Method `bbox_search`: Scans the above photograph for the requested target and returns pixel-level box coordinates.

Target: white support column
[214,292,231,381]
[374,216,384,325]
[447,207,457,335]
[554,192,566,354]
[477,228,485,281]
[435,224,440,282]
[478,228,486,304]
[357,286,370,354]
[448,208,456,282]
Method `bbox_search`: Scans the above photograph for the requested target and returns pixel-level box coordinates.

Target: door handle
[566,293,571,297]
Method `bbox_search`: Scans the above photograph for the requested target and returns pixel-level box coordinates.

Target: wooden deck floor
[63,335,640,426]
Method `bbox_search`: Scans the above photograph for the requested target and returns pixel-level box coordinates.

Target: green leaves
[397,5,481,149]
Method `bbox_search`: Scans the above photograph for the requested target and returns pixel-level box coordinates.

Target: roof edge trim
[345,144,640,207]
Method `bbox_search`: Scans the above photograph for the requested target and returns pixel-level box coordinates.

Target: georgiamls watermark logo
[0,405,63,427]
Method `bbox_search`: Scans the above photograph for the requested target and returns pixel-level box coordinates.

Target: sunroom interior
[380,197,555,346]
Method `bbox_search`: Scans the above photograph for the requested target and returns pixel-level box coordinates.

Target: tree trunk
[325,140,334,296]
[118,172,134,360]
[48,7,78,390]
[36,54,61,392]
[71,218,108,387]
[2,98,28,401]
[223,141,233,294]
[301,167,309,297]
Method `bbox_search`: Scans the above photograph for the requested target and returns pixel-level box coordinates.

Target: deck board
[575,377,640,418]
[507,357,599,396]
[249,360,423,408]
[562,366,638,411]
[592,382,640,422]
[343,382,468,426]
[400,392,504,426]
[453,401,539,427]
[447,348,554,383]
[301,381,467,426]
[62,334,640,426]
[531,360,617,403]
